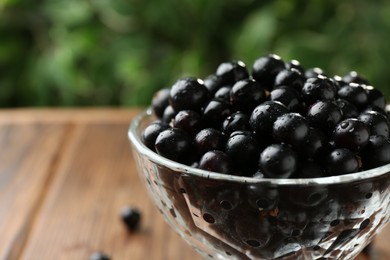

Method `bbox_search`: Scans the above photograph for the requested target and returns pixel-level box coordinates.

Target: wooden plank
[20,122,201,260]
[0,108,142,124]
[0,123,70,259]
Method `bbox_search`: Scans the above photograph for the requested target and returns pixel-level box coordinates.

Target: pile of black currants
[142,54,390,179]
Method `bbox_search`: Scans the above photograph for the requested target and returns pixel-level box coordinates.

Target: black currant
[301,75,337,105]
[335,99,359,119]
[214,86,232,101]
[252,54,285,90]
[306,100,342,134]
[203,74,224,95]
[363,85,386,109]
[161,105,176,124]
[90,252,111,260]
[342,71,370,85]
[274,68,305,91]
[173,110,203,136]
[304,67,325,79]
[152,88,170,118]
[169,77,210,112]
[141,120,169,151]
[194,128,226,156]
[121,206,141,232]
[325,148,361,176]
[333,118,370,152]
[202,98,232,128]
[259,144,297,178]
[297,127,328,159]
[225,131,261,175]
[358,111,390,138]
[249,101,289,136]
[273,112,309,147]
[361,135,390,169]
[230,79,266,113]
[222,112,250,136]
[285,59,305,75]
[337,83,368,110]
[270,85,301,111]
[216,60,249,85]
[155,128,194,164]
[199,150,234,175]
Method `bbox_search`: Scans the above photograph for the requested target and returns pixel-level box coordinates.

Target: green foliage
[0,0,389,107]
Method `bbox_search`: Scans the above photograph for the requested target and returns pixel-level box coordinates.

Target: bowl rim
[128,108,390,186]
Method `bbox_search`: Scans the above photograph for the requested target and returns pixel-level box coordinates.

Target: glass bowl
[128,108,390,260]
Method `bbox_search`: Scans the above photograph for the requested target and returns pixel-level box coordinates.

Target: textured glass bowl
[128,109,390,260]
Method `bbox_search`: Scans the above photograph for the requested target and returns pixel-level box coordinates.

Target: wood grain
[0,123,69,259]
[18,122,201,260]
[0,109,388,260]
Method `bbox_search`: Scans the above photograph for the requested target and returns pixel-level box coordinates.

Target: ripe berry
[259,144,297,178]
[342,71,370,85]
[273,113,309,147]
[202,98,232,128]
[230,79,266,113]
[214,86,232,101]
[222,112,250,136]
[361,135,390,169]
[332,75,346,90]
[161,105,176,124]
[199,150,234,174]
[141,121,169,151]
[203,74,224,95]
[358,111,390,138]
[301,76,337,105]
[155,128,193,164]
[169,77,210,112]
[297,127,328,159]
[304,67,325,79]
[306,100,342,134]
[121,206,141,232]
[252,54,285,90]
[285,59,305,75]
[335,99,359,119]
[152,88,170,118]
[363,85,386,109]
[274,68,304,91]
[364,105,388,119]
[216,60,249,85]
[194,128,226,155]
[173,110,203,136]
[325,148,361,176]
[90,252,111,260]
[333,118,370,152]
[337,83,368,109]
[249,101,289,136]
[225,131,261,175]
[270,86,301,111]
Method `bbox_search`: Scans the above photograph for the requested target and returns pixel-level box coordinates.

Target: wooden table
[0,109,388,260]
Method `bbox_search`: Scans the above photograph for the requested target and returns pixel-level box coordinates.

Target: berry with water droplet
[250,101,289,136]
[307,100,342,134]
[259,144,297,178]
[333,118,370,152]
[273,113,309,147]
[325,148,361,175]
[252,54,285,90]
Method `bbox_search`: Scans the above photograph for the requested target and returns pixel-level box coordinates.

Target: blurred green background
[1,0,389,107]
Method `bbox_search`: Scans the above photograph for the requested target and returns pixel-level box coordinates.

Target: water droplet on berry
[340,122,349,129]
